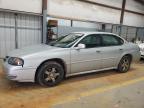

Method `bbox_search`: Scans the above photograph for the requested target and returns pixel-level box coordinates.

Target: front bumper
[2,61,36,82]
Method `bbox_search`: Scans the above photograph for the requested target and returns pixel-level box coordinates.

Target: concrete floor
[0,59,144,108]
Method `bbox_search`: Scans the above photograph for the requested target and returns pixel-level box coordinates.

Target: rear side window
[101,34,124,46]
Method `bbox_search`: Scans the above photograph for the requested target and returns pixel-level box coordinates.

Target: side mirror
[76,43,86,49]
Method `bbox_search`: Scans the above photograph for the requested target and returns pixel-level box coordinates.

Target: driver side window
[77,34,102,48]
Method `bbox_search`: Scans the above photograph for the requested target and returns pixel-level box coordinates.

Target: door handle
[96,51,101,53]
[119,49,123,51]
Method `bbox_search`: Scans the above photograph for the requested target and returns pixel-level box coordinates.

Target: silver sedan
[3,32,140,86]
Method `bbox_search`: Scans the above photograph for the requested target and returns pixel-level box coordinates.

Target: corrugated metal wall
[48,17,144,42]
[126,27,137,41]
[137,28,144,41]
[17,14,42,48]
[48,17,101,36]
[0,12,16,58]
[55,26,98,36]
[0,12,42,58]
[111,25,144,42]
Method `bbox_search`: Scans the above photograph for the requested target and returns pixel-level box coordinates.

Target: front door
[70,34,102,73]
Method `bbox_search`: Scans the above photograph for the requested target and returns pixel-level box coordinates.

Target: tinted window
[78,34,102,48]
[102,35,124,46]
[49,33,83,48]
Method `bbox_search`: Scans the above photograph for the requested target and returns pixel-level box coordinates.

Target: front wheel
[36,61,64,87]
[117,55,131,73]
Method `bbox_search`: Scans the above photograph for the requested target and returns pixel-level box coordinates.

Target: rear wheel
[37,61,64,87]
[117,55,131,73]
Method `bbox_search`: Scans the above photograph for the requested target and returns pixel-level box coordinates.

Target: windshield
[49,33,83,48]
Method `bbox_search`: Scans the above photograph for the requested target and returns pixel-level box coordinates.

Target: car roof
[73,31,119,36]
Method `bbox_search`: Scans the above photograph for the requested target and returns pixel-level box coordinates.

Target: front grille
[7,75,17,79]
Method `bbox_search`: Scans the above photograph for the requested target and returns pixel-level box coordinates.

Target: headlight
[8,57,24,66]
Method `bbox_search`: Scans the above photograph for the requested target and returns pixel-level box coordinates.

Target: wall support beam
[42,0,47,43]
[71,20,73,27]
[120,0,126,24]
[119,0,126,35]
[14,13,18,49]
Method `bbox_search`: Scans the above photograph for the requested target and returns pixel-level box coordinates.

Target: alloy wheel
[43,68,60,83]
[121,57,130,71]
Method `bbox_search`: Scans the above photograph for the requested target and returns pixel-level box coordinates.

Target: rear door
[100,34,124,68]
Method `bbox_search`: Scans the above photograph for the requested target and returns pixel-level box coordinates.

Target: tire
[36,61,64,87]
[117,55,131,73]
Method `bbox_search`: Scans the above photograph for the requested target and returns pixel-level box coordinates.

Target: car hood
[7,44,60,57]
